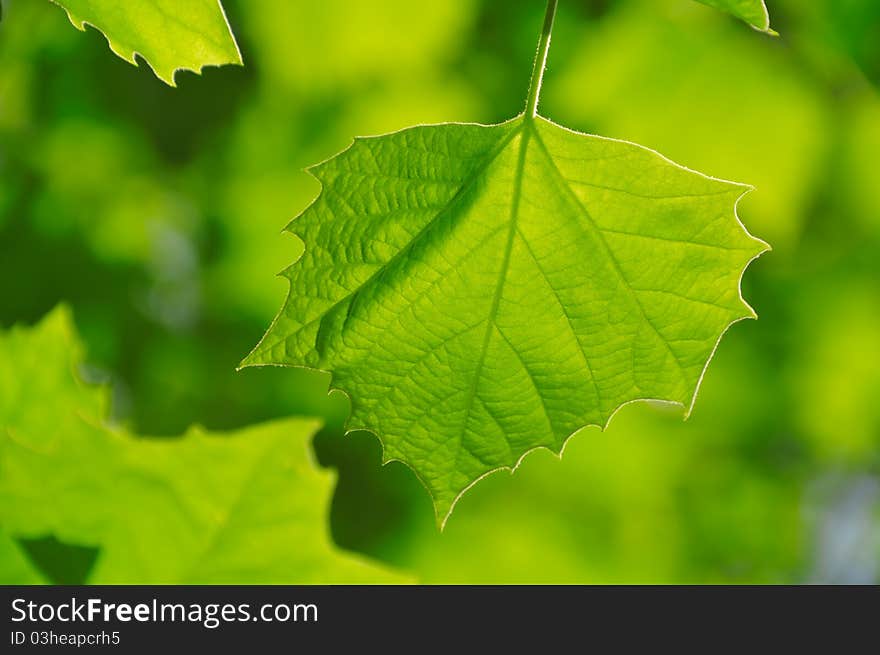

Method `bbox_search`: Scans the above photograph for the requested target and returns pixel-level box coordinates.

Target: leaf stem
[525,0,558,120]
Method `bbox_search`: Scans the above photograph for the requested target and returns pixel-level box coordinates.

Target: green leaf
[694,0,775,34]
[243,115,769,526]
[0,307,407,584]
[48,0,242,85]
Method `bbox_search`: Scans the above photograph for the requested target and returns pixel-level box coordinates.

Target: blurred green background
[1,0,878,583]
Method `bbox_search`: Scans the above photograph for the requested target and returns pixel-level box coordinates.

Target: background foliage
[1,0,878,583]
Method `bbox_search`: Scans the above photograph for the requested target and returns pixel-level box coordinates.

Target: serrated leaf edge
[239,113,770,529]
[49,0,243,86]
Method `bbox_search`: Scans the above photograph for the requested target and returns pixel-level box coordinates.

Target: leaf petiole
[525,0,559,119]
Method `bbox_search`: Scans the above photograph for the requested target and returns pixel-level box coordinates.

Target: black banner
[2,585,877,651]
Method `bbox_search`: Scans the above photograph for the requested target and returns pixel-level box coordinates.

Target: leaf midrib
[451,124,533,475]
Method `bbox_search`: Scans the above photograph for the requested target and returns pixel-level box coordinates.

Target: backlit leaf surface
[49,0,242,85]
[244,115,768,525]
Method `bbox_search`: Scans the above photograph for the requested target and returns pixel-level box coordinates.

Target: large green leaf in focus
[243,116,769,526]
[48,0,242,85]
[0,307,406,583]
[695,0,774,33]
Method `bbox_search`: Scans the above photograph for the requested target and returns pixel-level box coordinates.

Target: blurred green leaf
[0,307,408,583]
[49,0,242,85]
[695,0,774,33]
[243,115,767,525]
